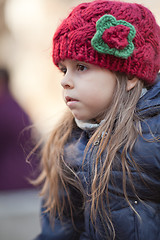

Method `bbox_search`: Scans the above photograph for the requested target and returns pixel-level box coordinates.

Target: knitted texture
[91,14,136,59]
[52,0,160,85]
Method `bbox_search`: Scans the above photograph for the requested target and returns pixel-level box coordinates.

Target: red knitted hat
[52,0,160,85]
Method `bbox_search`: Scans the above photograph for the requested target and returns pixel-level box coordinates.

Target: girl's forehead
[58,59,101,69]
[59,59,80,64]
[58,59,116,77]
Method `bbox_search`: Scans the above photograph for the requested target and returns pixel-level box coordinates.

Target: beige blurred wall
[1,0,160,134]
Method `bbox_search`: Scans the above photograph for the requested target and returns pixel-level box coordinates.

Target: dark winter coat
[35,75,160,240]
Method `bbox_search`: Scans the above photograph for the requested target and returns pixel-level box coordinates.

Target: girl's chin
[71,110,105,122]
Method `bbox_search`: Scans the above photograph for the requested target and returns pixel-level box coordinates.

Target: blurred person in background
[0,68,37,191]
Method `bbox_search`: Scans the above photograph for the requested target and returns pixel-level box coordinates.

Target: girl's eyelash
[59,62,88,74]
[77,64,88,71]
[59,67,67,75]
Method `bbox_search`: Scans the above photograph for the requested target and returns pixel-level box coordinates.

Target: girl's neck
[75,118,105,131]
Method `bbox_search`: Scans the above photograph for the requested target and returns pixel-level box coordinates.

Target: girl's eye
[59,67,67,75]
[77,64,88,72]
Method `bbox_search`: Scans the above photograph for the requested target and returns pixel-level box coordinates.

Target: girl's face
[59,59,117,121]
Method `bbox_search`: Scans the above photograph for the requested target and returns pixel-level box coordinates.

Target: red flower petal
[102,25,130,50]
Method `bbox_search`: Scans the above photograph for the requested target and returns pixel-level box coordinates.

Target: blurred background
[0,0,160,239]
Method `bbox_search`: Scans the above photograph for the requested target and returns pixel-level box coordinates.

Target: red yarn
[52,0,160,85]
[102,25,130,49]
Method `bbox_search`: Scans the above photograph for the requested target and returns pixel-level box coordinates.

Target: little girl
[34,0,160,239]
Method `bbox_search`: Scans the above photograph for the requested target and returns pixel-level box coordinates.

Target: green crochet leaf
[91,14,136,59]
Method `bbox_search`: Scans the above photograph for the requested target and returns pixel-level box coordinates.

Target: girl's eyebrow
[58,62,65,69]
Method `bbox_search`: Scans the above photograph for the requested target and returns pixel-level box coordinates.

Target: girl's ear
[126,77,139,91]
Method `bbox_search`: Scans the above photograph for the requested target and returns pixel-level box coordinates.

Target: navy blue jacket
[35,75,160,240]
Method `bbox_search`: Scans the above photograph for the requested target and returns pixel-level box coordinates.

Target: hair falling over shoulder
[33,110,76,214]
[34,73,144,238]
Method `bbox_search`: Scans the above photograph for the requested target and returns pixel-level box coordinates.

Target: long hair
[34,72,144,238]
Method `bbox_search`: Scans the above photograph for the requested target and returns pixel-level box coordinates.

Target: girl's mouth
[65,96,79,108]
[65,96,78,103]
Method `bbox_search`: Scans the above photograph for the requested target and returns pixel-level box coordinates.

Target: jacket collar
[136,74,160,117]
[75,118,105,131]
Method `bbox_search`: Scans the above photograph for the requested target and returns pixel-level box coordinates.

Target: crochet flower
[91,14,136,59]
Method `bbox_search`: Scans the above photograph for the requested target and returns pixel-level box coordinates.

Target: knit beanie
[52,0,160,85]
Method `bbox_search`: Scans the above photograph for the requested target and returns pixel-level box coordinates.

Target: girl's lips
[65,96,79,108]
[65,96,78,103]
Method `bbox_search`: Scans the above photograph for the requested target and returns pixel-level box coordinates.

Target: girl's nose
[61,73,74,89]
